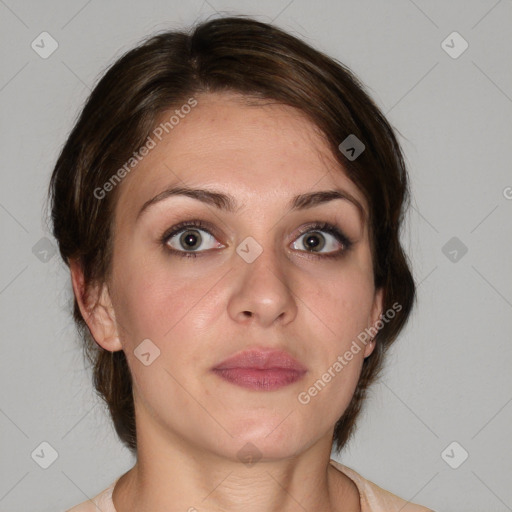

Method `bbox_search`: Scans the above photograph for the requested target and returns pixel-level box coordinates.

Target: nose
[227,239,298,328]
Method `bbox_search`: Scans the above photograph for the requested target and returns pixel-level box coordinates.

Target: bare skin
[71,91,383,512]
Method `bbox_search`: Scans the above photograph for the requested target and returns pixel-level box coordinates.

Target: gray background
[1,1,511,511]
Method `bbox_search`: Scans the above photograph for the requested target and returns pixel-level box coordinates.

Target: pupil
[305,232,324,251]
[182,231,200,249]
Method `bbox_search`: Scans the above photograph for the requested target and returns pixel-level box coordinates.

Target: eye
[290,222,353,259]
[162,220,223,258]
[160,220,353,259]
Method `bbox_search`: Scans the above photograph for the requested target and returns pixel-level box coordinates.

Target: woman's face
[98,91,383,461]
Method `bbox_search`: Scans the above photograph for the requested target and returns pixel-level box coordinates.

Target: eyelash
[159,219,354,260]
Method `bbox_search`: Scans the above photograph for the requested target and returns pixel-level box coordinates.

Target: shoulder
[65,479,118,512]
[329,460,436,512]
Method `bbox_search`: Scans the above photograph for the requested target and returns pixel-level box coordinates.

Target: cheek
[297,292,368,424]
[111,262,213,400]
[112,251,223,348]
[307,266,375,343]
[294,266,374,411]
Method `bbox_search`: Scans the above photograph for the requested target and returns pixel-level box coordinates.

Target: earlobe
[69,258,122,352]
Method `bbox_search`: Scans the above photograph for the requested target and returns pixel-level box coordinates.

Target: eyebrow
[136,185,366,224]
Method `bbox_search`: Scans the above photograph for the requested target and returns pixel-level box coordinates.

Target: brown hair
[47,15,415,456]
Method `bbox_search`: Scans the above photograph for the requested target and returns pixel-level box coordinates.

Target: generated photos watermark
[297,301,402,405]
[93,97,198,200]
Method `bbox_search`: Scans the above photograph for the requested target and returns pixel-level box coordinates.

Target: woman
[50,15,434,512]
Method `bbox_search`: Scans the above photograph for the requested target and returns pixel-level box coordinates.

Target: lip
[213,348,307,371]
[211,348,307,391]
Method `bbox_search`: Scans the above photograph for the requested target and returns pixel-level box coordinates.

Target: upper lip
[212,347,307,372]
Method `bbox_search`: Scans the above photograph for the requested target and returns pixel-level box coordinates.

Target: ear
[363,286,384,358]
[69,258,122,352]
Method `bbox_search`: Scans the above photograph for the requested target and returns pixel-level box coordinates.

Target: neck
[112,426,360,512]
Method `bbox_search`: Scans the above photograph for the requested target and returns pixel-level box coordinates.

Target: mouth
[211,348,308,391]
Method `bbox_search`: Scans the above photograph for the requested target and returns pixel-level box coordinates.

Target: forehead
[115,91,368,223]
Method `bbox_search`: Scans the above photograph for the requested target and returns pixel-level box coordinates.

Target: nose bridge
[236,229,285,287]
[238,203,293,268]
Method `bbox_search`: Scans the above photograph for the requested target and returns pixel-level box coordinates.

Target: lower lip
[212,368,306,391]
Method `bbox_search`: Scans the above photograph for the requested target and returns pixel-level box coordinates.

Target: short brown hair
[47,15,415,456]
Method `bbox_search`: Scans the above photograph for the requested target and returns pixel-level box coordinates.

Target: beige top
[66,459,435,511]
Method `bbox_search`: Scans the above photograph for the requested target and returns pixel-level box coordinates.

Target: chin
[222,416,309,461]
